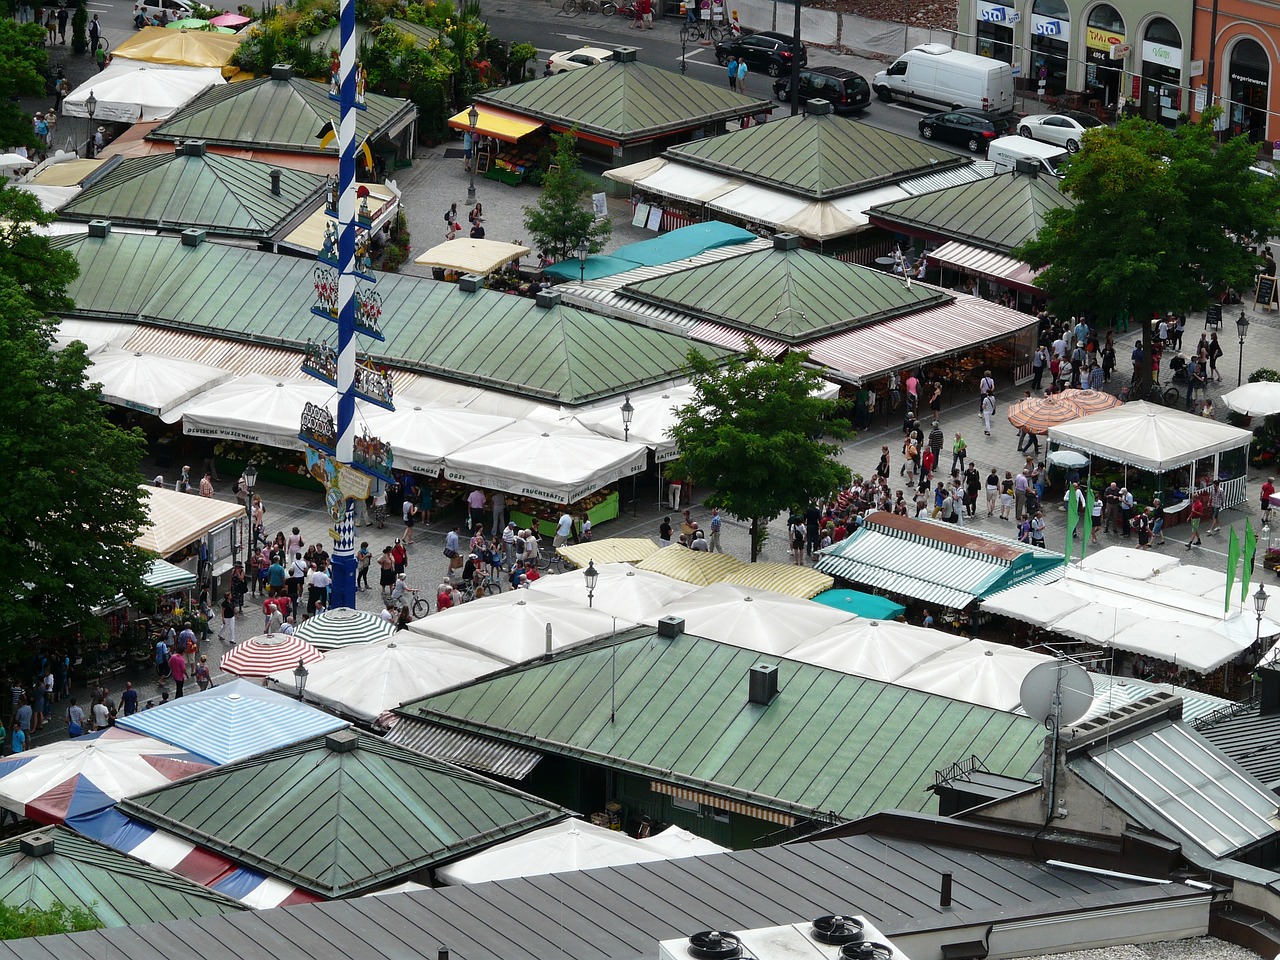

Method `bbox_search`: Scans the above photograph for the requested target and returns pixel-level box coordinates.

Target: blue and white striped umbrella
[293,607,395,650]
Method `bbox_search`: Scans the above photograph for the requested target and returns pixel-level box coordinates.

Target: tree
[0,187,152,656]
[523,131,611,262]
[669,346,851,561]
[1017,113,1280,397]
[0,903,100,940]
[0,19,49,150]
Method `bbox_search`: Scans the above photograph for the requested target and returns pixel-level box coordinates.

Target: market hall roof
[663,107,971,199]
[54,230,730,405]
[56,147,326,240]
[476,48,772,146]
[397,627,1046,824]
[118,730,570,899]
[867,169,1076,253]
[149,69,416,154]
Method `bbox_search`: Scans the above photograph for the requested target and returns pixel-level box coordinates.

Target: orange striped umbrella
[1057,388,1122,415]
[1006,393,1083,434]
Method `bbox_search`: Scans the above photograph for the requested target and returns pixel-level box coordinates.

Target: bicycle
[539,550,566,575]
[682,19,730,44]
[561,0,602,13]
[458,570,502,602]
[393,582,431,619]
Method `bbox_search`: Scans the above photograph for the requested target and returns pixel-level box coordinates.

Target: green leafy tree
[1017,113,1280,397]
[0,903,100,940]
[670,346,851,561]
[523,131,611,262]
[0,20,49,149]
[0,187,152,655]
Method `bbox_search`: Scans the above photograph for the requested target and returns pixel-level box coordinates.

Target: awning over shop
[930,239,1040,290]
[811,588,906,620]
[447,105,543,143]
[557,539,659,568]
[413,237,532,274]
[136,485,244,557]
[170,374,335,448]
[707,183,810,229]
[385,717,543,779]
[603,156,667,186]
[143,559,197,593]
[1048,401,1254,473]
[635,163,742,204]
[88,348,233,417]
[279,182,398,254]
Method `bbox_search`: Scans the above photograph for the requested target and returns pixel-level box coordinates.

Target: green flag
[1226,527,1241,613]
[1081,490,1094,560]
[1065,485,1078,563]
[1242,519,1258,603]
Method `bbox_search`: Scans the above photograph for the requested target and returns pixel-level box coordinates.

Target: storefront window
[1030,0,1070,95]
[1084,3,1125,108]
[975,0,1016,64]
[1229,37,1269,143]
[1140,18,1183,126]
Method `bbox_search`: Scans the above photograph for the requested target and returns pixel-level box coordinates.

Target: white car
[545,47,614,75]
[134,0,194,25]
[1017,111,1104,153]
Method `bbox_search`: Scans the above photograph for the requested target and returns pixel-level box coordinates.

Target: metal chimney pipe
[940,871,953,908]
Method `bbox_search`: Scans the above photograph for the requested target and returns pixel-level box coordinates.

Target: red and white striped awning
[649,781,796,826]
[930,240,1041,291]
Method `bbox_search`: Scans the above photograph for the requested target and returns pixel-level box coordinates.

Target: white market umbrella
[981,584,1088,627]
[1046,449,1090,469]
[1049,605,1144,645]
[527,562,697,622]
[438,819,666,885]
[62,62,223,122]
[572,385,693,463]
[1223,381,1280,417]
[0,153,36,170]
[659,583,856,657]
[1110,620,1243,674]
[413,238,531,274]
[358,403,513,476]
[221,633,323,679]
[167,374,335,452]
[88,349,232,418]
[1077,546,1180,581]
[896,640,1053,712]
[292,607,396,651]
[266,637,504,724]
[787,620,966,683]
[409,592,637,664]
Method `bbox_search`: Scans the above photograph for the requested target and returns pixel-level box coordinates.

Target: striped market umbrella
[220,634,323,679]
[292,607,395,651]
[1006,392,1086,435]
[1057,388,1122,416]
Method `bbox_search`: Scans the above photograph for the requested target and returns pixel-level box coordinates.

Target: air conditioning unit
[657,916,910,960]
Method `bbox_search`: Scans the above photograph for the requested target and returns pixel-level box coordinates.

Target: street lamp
[620,395,634,442]
[1237,310,1251,386]
[85,92,97,158]
[243,463,258,556]
[576,238,589,282]
[1254,584,1269,697]
[583,559,598,608]
[465,103,478,206]
[292,656,309,700]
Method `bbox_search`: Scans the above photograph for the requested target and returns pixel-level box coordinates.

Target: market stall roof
[446,104,543,143]
[557,538,659,568]
[359,401,514,476]
[717,562,834,599]
[816,512,1064,609]
[0,827,245,927]
[62,61,224,123]
[867,169,1074,253]
[631,160,742,204]
[543,254,644,282]
[278,181,398,255]
[57,231,731,406]
[570,383,687,461]
[167,374,335,448]
[657,583,856,656]
[1048,401,1253,472]
[111,26,240,68]
[57,149,325,240]
[413,237,532,274]
[663,105,971,199]
[810,588,906,620]
[150,69,415,154]
[612,222,756,266]
[116,679,348,765]
[143,558,197,592]
[786,619,965,683]
[894,640,1055,713]
[136,484,243,557]
[929,240,1040,291]
[118,731,570,898]
[86,348,232,417]
[527,561,697,622]
[476,48,770,146]
[28,157,105,187]
[635,543,745,586]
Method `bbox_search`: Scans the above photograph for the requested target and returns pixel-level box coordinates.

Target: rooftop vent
[19,833,53,859]
[458,273,484,293]
[613,47,638,63]
[840,943,895,960]
[87,219,111,238]
[269,168,282,196]
[772,232,800,251]
[534,289,561,309]
[181,228,206,247]
[325,729,359,753]
[687,932,742,960]
[180,140,207,158]
[1014,158,1039,177]
[805,98,834,116]
[811,916,866,945]
[270,63,294,81]
[657,615,684,639]
[748,663,778,706]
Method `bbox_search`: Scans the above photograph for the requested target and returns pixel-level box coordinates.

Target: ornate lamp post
[85,92,97,158]
[1237,310,1250,386]
[621,395,636,516]
[576,238,589,282]
[584,559,598,608]
[1254,584,1269,697]
[466,104,479,206]
[292,656,310,701]
[243,463,258,557]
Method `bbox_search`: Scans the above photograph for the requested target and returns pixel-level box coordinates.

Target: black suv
[773,66,870,113]
[918,107,1018,154]
[714,31,807,78]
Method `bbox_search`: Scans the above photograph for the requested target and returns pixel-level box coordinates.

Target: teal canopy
[611,221,756,267]
[543,254,640,282]
[812,589,906,621]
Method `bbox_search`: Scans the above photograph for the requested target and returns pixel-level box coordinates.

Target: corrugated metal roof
[1087,674,1231,726]
[666,110,974,199]
[58,232,730,405]
[1195,702,1280,790]
[0,826,244,927]
[118,731,568,898]
[899,160,996,195]
[478,59,771,144]
[124,326,305,380]
[930,240,1039,289]
[151,75,415,152]
[385,719,543,778]
[400,629,1046,823]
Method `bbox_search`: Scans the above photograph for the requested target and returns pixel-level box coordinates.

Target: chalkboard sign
[1257,275,1277,309]
[1206,303,1222,328]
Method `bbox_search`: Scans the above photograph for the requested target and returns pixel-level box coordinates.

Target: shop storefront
[1030,0,1071,95]
[975,0,1018,64]
[1139,18,1183,125]
[1084,5,1127,109]
[1229,37,1269,143]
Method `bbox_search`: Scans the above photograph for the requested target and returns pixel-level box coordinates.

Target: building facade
[1191,0,1277,145]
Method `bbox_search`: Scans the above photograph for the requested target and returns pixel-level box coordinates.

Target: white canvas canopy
[169,374,336,449]
[527,562,697,622]
[895,640,1055,712]
[358,403,513,476]
[572,385,691,463]
[657,583,856,657]
[413,238,531,274]
[444,420,648,503]
[62,61,224,123]
[707,183,810,229]
[409,591,638,664]
[1076,546,1180,580]
[785,620,966,682]
[88,349,232,417]
[980,584,1087,627]
[633,163,741,204]
[266,637,504,724]
[1047,401,1252,472]
[135,485,243,557]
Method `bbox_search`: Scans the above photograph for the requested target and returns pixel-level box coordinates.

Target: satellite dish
[1020,660,1093,726]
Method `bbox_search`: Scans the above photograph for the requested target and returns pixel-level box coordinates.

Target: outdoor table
[1162,498,1190,528]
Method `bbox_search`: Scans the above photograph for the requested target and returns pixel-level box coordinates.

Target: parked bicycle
[561,0,602,14]
[680,19,730,44]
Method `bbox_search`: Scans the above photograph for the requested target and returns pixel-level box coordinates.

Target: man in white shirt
[554,511,573,548]
[502,522,517,569]
[307,566,332,616]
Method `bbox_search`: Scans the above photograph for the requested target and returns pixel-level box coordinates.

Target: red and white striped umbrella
[220,633,324,679]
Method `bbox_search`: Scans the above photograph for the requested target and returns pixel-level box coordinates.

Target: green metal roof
[868,170,1075,254]
[54,232,728,404]
[665,110,970,199]
[478,56,771,144]
[149,75,415,152]
[621,243,950,341]
[0,827,244,927]
[58,152,325,239]
[118,731,568,898]
[399,630,1045,823]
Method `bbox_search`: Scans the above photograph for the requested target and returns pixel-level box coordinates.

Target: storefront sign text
[1086,26,1125,50]
[976,0,1018,23]
[1030,14,1070,40]
[1142,41,1182,70]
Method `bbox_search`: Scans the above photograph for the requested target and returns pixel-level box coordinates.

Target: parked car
[1017,111,1105,153]
[772,66,870,113]
[133,0,194,26]
[545,47,614,75]
[918,107,1018,154]
[714,31,807,78]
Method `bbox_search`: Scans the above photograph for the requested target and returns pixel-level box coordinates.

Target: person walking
[980,393,995,435]
[726,55,738,91]
[1187,495,1206,548]
[950,432,967,475]
[56,3,67,42]
[1208,480,1224,535]
[709,507,722,553]
[735,58,748,94]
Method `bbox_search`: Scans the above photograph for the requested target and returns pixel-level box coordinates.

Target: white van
[988,136,1069,177]
[873,44,1015,112]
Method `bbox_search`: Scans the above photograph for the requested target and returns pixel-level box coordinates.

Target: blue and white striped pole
[329,0,358,611]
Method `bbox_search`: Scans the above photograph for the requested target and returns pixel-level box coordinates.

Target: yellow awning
[719,563,833,599]
[447,105,543,144]
[135,485,244,557]
[30,158,105,187]
[414,238,531,275]
[636,544,744,587]
[558,539,659,568]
